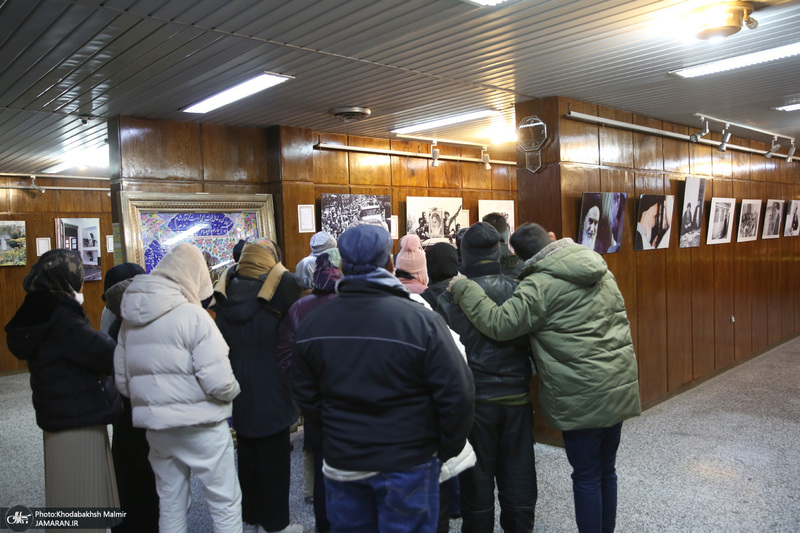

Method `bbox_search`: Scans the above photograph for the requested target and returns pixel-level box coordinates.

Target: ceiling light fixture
[481,148,492,170]
[431,141,440,167]
[786,144,796,161]
[671,42,800,78]
[689,119,710,143]
[765,137,781,158]
[392,110,500,135]
[462,0,510,6]
[717,127,732,152]
[684,1,758,41]
[773,103,800,112]
[184,72,293,114]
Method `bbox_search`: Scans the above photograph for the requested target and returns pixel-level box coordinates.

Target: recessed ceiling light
[773,103,800,112]
[392,110,500,135]
[670,42,800,78]
[184,72,293,113]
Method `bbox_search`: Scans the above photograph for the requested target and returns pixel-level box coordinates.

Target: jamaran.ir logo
[5,505,33,532]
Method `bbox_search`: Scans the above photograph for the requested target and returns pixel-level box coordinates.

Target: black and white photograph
[478,199,515,233]
[762,199,784,239]
[634,194,674,251]
[783,199,800,237]
[737,200,762,243]
[578,192,626,254]
[679,176,707,248]
[406,196,469,247]
[55,217,101,280]
[706,198,736,245]
[321,193,391,239]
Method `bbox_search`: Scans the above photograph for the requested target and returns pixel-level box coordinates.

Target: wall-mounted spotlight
[717,127,732,152]
[786,143,796,161]
[481,148,491,170]
[690,119,710,143]
[765,137,781,158]
[431,146,440,167]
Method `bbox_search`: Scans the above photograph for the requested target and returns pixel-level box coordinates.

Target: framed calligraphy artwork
[120,192,276,282]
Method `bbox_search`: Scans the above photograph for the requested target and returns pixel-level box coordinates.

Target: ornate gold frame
[119,191,276,268]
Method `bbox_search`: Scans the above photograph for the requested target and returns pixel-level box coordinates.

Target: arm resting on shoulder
[450,277,544,342]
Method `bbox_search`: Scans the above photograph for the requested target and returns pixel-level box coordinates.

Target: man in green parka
[449,222,640,533]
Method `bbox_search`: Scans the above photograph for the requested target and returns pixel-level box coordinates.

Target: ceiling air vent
[329,107,371,123]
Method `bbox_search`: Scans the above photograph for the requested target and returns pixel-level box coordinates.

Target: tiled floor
[2,337,799,532]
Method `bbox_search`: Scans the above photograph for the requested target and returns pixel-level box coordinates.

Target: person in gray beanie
[437,222,537,532]
[294,231,337,290]
[293,224,474,533]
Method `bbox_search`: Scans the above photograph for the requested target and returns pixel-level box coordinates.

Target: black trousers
[238,428,291,531]
[459,401,537,533]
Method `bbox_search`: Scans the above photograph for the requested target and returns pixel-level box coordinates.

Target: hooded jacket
[5,292,119,431]
[451,238,640,431]
[212,240,302,438]
[114,244,240,430]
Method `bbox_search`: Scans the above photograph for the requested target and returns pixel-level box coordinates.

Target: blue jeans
[324,458,440,533]
[561,422,623,533]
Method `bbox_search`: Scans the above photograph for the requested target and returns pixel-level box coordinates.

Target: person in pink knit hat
[395,234,429,294]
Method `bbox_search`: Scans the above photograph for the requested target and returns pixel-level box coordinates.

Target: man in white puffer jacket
[114,242,242,533]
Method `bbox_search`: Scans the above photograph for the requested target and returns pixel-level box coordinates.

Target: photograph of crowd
[679,177,706,248]
[406,196,468,247]
[783,199,800,237]
[737,200,762,243]
[634,194,674,251]
[707,198,736,245]
[577,192,626,254]
[762,199,784,239]
[321,193,391,239]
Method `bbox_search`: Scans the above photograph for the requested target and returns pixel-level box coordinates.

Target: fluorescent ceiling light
[392,110,500,135]
[773,103,800,112]
[184,72,292,113]
[671,42,800,78]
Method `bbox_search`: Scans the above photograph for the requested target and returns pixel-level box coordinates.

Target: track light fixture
[690,119,710,143]
[786,144,796,161]
[481,148,491,170]
[431,143,440,167]
[717,127,732,152]
[765,137,781,158]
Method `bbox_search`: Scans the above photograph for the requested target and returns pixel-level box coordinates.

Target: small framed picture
[390,216,399,240]
[298,204,316,234]
[106,234,115,253]
[36,237,51,257]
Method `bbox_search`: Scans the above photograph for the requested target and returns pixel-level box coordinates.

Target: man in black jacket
[437,222,537,533]
[293,224,474,533]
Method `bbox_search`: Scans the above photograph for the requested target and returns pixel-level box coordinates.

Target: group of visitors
[5,210,641,533]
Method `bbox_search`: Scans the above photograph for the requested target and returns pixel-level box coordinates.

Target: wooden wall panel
[665,175,694,390]
[689,141,713,178]
[691,178,715,379]
[663,122,690,176]
[429,143,462,189]
[732,180,753,362]
[281,182,316,269]
[598,106,634,168]
[313,133,349,185]
[279,126,314,182]
[633,115,664,171]
[711,179,735,370]
[119,116,202,180]
[348,136,391,186]
[517,163,561,235]
[559,99,599,165]
[390,140,429,188]
[201,123,268,182]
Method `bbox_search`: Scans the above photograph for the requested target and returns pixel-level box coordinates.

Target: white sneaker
[267,525,304,533]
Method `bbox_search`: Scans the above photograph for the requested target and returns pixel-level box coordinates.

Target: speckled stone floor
[2,337,799,532]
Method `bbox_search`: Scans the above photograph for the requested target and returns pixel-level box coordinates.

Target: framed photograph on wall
[55,217,101,280]
[783,199,800,237]
[737,200,762,243]
[321,193,391,239]
[478,199,515,233]
[120,192,276,283]
[679,176,706,248]
[634,194,674,251]
[0,220,26,266]
[706,198,736,245]
[406,196,469,248]
[762,199,784,239]
[577,192,626,254]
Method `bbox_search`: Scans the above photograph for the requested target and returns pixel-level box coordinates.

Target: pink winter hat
[396,234,428,285]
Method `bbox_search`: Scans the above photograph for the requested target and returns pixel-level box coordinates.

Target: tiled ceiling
[1,0,799,175]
